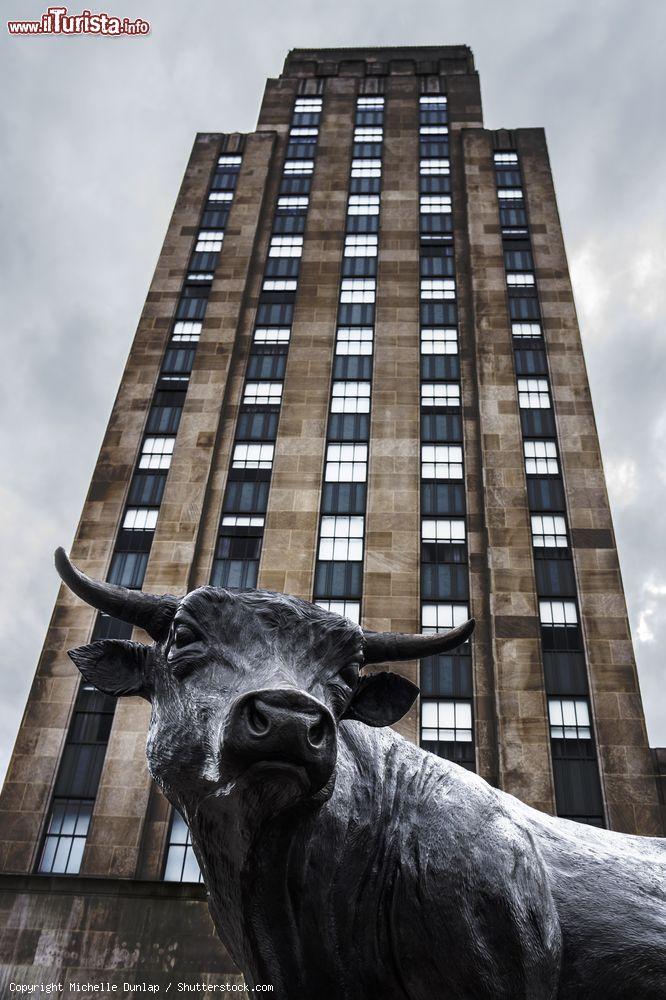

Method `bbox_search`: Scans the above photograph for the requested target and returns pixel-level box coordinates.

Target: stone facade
[0,44,662,989]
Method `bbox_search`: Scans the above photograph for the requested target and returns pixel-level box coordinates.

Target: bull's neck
[190,723,429,991]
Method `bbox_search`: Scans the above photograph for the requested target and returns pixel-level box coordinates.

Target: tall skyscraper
[0,45,662,988]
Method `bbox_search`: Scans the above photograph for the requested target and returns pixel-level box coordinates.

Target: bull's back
[515,804,666,999]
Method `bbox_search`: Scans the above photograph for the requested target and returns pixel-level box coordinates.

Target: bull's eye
[338,662,359,689]
[173,624,196,649]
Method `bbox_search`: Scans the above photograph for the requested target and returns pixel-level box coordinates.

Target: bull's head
[55,548,474,816]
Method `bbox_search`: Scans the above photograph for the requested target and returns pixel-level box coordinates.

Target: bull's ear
[68,640,153,701]
[343,671,419,727]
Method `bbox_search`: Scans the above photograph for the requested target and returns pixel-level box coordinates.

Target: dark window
[92,614,133,641]
[321,482,367,515]
[421,563,469,600]
[313,561,362,599]
[495,168,522,187]
[419,175,451,195]
[509,293,540,321]
[37,684,117,875]
[421,355,460,380]
[514,349,547,375]
[342,256,377,278]
[280,176,312,196]
[176,285,210,321]
[352,142,383,159]
[128,471,167,506]
[345,215,379,235]
[146,391,185,434]
[327,413,370,441]
[421,483,466,516]
[235,409,280,441]
[246,352,288,380]
[420,246,455,277]
[272,214,306,235]
[543,651,588,696]
[499,206,527,228]
[201,208,229,229]
[337,303,375,327]
[223,480,270,514]
[211,170,238,191]
[551,740,604,826]
[420,141,449,158]
[107,551,149,589]
[349,176,381,195]
[256,302,294,326]
[421,413,463,443]
[420,653,473,698]
[162,348,196,376]
[333,355,372,380]
[527,478,566,512]
[520,409,556,437]
[189,251,218,274]
[535,559,577,597]
[420,302,457,326]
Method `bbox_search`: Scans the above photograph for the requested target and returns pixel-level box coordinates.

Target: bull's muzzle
[223,689,337,794]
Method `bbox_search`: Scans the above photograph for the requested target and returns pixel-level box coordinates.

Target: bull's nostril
[246,701,270,737]
[308,718,327,748]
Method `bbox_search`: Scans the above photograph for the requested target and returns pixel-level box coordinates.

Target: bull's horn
[54,547,178,642]
[362,618,475,664]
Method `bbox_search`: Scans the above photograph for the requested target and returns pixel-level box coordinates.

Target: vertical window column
[38,145,245,875]
[313,89,385,625]
[493,147,605,826]
[417,88,475,771]
[210,90,323,592]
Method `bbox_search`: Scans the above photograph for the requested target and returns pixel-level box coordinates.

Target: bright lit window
[518,378,550,409]
[163,811,203,883]
[357,96,384,109]
[315,600,360,623]
[420,95,447,106]
[422,603,469,632]
[524,440,559,475]
[294,97,322,113]
[340,278,375,303]
[421,519,466,543]
[277,196,309,210]
[421,328,458,355]
[324,443,368,482]
[195,231,223,252]
[531,515,568,548]
[421,445,463,479]
[283,160,314,174]
[335,327,373,355]
[512,322,542,338]
[319,516,364,561]
[172,321,202,342]
[507,273,535,287]
[420,158,450,175]
[232,443,275,469]
[348,194,380,215]
[243,382,283,405]
[419,126,449,137]
[539,600,578,626]
[497,189,523,200]
[420,195,452,213]
[217,155,242,167]
[421,700,472,743]
[421,383,460,407]
[254,327,291,344]
[208,191,233,203]
[123,508,158,530]
[139,437,175,470]
[494,152,518,165]
[351,159,382,178]
[269,236,303,258]
[289,128,318,138]
[354,127,383,143]
[331,381,371,413]
[262,279,298,292]
[344,234,378,257]
[221,516,265,528]
[420,278,455,299]
[548,698,591,740]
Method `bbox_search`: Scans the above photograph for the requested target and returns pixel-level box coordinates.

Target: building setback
[0,46,662,989]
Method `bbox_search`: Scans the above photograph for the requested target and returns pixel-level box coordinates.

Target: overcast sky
[0,0,664,781]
